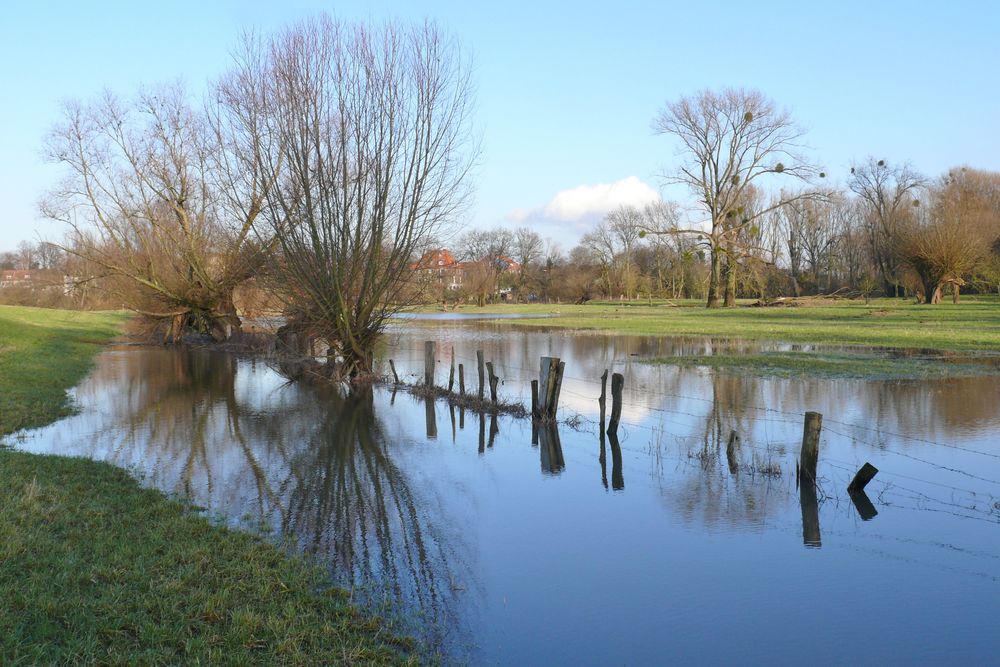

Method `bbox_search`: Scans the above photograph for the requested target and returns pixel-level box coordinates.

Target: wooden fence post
[477,350,485,400]
[799,411,822,483]
[539,356,563,420]
[424,341,436,388]
[847,462,879,493]
[389,359,400,384]
[486,361,499,404]
[606,372,624,435]
[598,369,608,424]
[448,350,455,393]
[531,380,540,418]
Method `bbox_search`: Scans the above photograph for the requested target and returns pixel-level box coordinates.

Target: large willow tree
[42,68,274,342]
[256,17,477,378]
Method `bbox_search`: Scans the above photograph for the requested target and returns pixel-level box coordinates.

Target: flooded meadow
[8,319,1000,664]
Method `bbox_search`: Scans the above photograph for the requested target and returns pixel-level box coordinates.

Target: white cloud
[504,176,661,243]
[541,176,660,222]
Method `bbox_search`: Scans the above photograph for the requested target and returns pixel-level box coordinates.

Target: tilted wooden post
[606,372,624,435]
[799,411,822,483]
[477,350,485,400]
[485,361,499,404]
[458,363,466,396]
[389,359,400,384]
[848,462,879,493]
[424,341,436,388]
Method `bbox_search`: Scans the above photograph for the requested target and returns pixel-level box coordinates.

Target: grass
[649,351,1000,380]
[0,305,127,434]
[0,305,413,665]
[417,297,1000,352]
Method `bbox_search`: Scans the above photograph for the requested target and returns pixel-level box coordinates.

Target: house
[411,249,466,290]
[0,270,36,288]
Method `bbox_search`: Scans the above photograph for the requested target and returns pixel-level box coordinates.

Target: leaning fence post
[606,372,624,435]
[477,350,485,400]
[800,411,822,483]
[458,363,466,396]
[485,361,499,404]
[424,341,436,388]
[848,462,879,493]
[389,359,400,384]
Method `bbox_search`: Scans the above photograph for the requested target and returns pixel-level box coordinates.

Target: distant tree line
[7,30,999,381]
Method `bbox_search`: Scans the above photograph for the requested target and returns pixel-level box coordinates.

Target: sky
[1,0,998,252]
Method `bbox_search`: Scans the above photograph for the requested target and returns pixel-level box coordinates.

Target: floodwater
[9,320,1000,665]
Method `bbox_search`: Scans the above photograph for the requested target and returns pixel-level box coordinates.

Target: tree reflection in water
[70,349,474,656]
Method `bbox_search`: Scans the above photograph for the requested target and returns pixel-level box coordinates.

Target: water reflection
[21,349,474,655]
[12,327,1000,665]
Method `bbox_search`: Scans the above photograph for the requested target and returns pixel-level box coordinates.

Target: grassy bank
[417,297,1000,353]
[0,305,412,664]
[0,305,126,434]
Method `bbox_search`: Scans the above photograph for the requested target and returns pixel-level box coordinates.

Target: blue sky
[1,1,997,250]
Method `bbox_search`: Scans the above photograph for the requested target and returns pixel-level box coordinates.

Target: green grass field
[0,305,412,664]
[413,297,1000,378]
[0,306,127,434]
[419,297,1000,353]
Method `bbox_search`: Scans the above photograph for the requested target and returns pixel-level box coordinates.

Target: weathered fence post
[485,361,499,404]
[458,363,466,396]
[799,411,822,483]
[598,369,608,424]
[424,341,436,388]
[389,359,400,384]
[476,350,485,400]
[448,350,455,393]
[538,357,565,420]
[606,372,624,435]
[847,462,879,493]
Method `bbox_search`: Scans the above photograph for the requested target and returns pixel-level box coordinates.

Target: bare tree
[459,228,514,306]
[650,88,826,307]
[606,205,644,300]
[259,17,477,376]
[848,157,924,297]
[512,227,543,301]
[42,74,273,342]
[899,168,999,303]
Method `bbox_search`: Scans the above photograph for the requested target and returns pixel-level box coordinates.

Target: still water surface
[10,321,1000,665]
